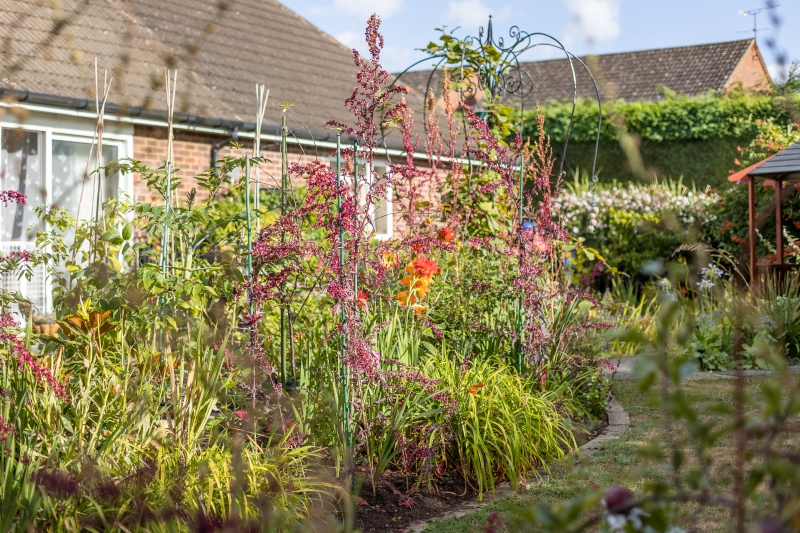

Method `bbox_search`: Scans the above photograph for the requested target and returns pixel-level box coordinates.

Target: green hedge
[556,137,747,189]
[525,93,800,186]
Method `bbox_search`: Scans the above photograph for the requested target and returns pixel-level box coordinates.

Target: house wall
[131,125,445,237]
[726,41,771,93]
[131,125,310,206]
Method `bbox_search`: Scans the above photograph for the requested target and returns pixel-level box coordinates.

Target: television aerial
[737,4,780,40]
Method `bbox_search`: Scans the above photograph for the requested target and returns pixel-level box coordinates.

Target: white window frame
[326,157,393,240]
[0,121,134,314]
[370,162,393,240]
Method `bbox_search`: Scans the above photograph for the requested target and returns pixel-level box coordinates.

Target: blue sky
[279,0,799,80]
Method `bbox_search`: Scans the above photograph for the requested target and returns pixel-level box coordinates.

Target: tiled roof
[0,0,368,132]
[394,39,758,105]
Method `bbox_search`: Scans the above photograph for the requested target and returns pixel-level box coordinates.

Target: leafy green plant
[425,354,573,499]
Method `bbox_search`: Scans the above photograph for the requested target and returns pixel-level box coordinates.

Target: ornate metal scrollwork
[390,16,604,180]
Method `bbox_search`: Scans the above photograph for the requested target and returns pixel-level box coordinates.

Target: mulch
[351,413,609,532]
[354,470,477,533]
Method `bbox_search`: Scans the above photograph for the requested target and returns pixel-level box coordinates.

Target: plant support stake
[336,133,353,459]
[280,114,287,386]
[353,140,359,314]
[245,156,253,278]
[161,161,172,277]
[516,156,524,374]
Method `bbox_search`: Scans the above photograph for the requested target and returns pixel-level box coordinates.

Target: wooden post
[775,179,784,266]
[748,177,757,287]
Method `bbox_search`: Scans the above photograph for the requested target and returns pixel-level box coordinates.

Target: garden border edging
[403,398,630,532]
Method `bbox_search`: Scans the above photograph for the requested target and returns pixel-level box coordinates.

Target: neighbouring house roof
[395,39,769,105]
[0,0,390,141]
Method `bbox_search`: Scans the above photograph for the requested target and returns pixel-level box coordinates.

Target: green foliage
[424,354,574,500]
[525,93,800,185]
[426,248,517,361]
[556,137,747,187]
[774,60,800,96]
[510,259,800,532]
[529,93,800,143]
[0,310,327,531]
[700,119,800,263]
[606,209,683,279]
[423,28,521,143]
[556,176,714,279]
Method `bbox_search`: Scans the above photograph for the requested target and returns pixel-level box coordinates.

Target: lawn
[419,376,800,532]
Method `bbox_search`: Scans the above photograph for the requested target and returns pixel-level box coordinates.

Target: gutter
[0,87,435,160]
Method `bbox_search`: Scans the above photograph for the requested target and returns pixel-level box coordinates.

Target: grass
[418,376,800,533]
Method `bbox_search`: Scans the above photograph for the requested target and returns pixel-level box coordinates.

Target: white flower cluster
[553,183,718,235]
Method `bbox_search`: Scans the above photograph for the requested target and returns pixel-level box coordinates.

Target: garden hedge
[524,93,800,187]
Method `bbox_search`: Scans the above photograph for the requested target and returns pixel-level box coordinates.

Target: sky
[279,0,799,81]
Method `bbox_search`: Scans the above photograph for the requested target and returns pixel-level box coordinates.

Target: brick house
[0,0,425,312]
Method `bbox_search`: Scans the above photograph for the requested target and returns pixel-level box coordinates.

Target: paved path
[611,355,800,381]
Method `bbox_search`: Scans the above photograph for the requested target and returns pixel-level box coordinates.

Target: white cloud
[335,30,361,48]
[562,0,620,46]
[443,0,493,30]
[332,0,404,20]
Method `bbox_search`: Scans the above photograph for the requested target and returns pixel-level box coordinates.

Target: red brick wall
[726,41,771,93]
[131,125,447,237]
[132,125,313,206]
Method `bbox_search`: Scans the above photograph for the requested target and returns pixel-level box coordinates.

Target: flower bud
[603,485,634,514]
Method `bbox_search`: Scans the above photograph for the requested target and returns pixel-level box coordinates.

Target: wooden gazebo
[728,140,800,286]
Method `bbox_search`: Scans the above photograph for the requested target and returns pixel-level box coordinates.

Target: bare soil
[352,415,608,532]
[354,470,477,533]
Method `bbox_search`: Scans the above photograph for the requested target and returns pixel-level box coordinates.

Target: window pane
[1,129,44,241]
[372,165,391,237]
[52,140,119,221]
[374,196,389,235]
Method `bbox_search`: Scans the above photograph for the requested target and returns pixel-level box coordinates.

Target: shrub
[553,176,716,279]
[700,119,800,265]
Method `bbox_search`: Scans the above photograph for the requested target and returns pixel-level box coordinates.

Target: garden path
[611,355,800,380]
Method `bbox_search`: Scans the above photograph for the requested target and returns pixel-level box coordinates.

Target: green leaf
[101,230,123,245]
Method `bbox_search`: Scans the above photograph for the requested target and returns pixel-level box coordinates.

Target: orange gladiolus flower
[411,304,426,316]
[437,227,455,243]
[468,382,485,396]
[357,290,368,308]
[394,291,417,306]
[401,275,432,291]
[406,256,440,277]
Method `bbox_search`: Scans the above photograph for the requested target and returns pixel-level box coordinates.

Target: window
[371,163,392,240]
[1,129,46,313]
[1,129,44,242]
[52,138,119,222]
[0,124,130,314]
[326,158,393,240]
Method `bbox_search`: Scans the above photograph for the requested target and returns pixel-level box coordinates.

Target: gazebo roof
[747,140,800,181]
